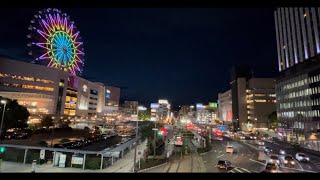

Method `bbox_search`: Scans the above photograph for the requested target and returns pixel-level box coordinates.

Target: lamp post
[133,106,146,172]
[0,100,7,139]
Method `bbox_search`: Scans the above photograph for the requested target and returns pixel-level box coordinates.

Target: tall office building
[274,7,320,141]
[218,90,233,124]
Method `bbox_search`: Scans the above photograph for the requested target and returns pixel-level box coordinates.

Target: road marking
[249,159,266,165]
[203,161,207,163]
[295,160,303,170]
[247,154,251,157]
[233,155,238,159]
[233,168,243,173]
[241,154,244,156]
[214,150,216,152]
[306,164,312,169]
[218,151,222,154]
[311,161,320,170]
[216,154,225,159]
[250,154,255,160]
[240,168,251,173]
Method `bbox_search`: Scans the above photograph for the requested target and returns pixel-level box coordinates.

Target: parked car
[284,155,295,167]
[265,163,279,173]
[295,153,310,162]
[269,154,280,165]
[217,160,232,170]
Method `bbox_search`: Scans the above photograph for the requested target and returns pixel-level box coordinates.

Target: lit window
[255,100,266,103]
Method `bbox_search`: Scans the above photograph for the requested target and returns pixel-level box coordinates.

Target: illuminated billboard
[158,99,168,104]
[151,103,159,109]
[209,102,217,108]
[196,103,203,109]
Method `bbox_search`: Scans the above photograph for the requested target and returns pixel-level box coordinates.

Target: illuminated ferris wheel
[27,8,85,75]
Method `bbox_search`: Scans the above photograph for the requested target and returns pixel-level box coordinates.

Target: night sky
[0,8,278,106]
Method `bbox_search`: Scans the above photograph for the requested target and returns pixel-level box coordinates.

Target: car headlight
[284,160,288,163]
[269,159,273,162]
[291,161,295,164]
[277,160,279,163]
[306,157,310,160]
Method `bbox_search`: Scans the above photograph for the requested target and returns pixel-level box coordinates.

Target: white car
[258,140,265,146]
[226,146,234,153]
[279,149,286,155]
[295,153,310,162]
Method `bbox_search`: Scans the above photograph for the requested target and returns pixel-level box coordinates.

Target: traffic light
[0,147,5,153]
[157,130,163,137]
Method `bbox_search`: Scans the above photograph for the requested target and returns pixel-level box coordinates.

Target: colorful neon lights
[28,8,84,75]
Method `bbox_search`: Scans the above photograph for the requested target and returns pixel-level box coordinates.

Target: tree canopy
[41,115,54,129]
[0,96,30,131]
[138,110,151,121]
[268,111,278,130]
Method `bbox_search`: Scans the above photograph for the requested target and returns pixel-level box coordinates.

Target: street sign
[152,128,158,131]
[40,149,45,160]
[71,156,84,165]
[59,154,66,168]
[217,125,227,131]
[137,150,142,158]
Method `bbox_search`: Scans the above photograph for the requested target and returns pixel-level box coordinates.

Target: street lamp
[0,100,7,139]
[133,106,146,172]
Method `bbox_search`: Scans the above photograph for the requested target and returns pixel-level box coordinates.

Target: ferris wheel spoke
[39,52,50,60]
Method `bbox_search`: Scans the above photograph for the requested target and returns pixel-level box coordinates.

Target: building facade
[123,101,138,115]
[218,89,233,124]
[157,99,170,121]
[0,58,119,117]
[274,7,320,141]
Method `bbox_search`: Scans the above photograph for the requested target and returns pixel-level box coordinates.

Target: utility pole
[153,122,157,159]
[133,108,139,172]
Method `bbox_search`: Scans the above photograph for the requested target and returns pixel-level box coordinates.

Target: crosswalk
[228,167,253,173]
[311,161,320,169]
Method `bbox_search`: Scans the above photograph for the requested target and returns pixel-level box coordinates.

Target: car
[264,147,273,154]
[284,155,295,167]
[265,163,279,173]
[226,146,234,153]
[258,140,265,146]
[279,149,286,155]
[239,136,245,140]
[295,153,310,162]
[217,160,232,170]
[269,154,280,165]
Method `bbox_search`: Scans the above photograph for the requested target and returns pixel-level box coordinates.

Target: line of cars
[0,130,32,140]
[263,145,311,173]
[53,133,118,149]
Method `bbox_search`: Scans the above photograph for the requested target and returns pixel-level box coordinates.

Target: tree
[268,111,278,130]
[41,116,54,130]
[138,111,151,121]
[0,96,29,131]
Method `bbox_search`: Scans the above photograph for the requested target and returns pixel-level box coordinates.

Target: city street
[243,139,320,173]
[201,136,265,173]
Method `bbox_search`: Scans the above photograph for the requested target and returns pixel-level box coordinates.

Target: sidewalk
[0,140,148,173]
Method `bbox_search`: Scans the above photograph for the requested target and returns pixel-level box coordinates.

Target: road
[201,136,265,173]
[243,139,320,173]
